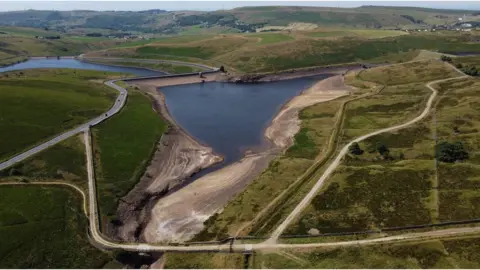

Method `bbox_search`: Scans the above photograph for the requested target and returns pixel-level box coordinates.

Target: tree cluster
[435,141,469,163]
[86,32,103,37]
[348,142,364,155]
[441,55,452,62]
[456,63,479,76]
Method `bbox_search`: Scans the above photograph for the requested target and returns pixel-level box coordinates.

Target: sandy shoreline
[122,68,357,243]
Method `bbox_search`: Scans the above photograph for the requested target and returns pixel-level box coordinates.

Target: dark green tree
[435,141,469,163]
[441,55,452,62]
[376,142,389,156]
[348,142,364,155]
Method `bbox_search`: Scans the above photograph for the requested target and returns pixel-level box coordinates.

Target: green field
[286,61,468,235]
[0,54,28,67]
[249,33,294,45]
[165,252,243,269]
[0,69,122,161]
[0,135,88,191]
[88,32,480,74]
[93,88,167,224]
[252,238,480,268]
[0,186,113,268]
[86,59,204,74]
[306,29,407,39]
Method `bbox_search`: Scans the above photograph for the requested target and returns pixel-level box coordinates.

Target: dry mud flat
[140,74,353,243]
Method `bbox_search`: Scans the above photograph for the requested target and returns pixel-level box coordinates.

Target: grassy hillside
[87,31,480,73]
[1,5,479,35]
[0,186,113,268]
[93,88,167,225]
[0,135,88,190]
[0,26,141,65]
[164,238,480,268]
[286,61,467,235]
[0,69,122,161]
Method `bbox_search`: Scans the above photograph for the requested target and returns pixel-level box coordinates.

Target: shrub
[435,141,469,163]
[441,55,452,62]
[348,142,364,155]
[376,142,390,156]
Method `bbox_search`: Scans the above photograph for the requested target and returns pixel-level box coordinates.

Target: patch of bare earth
[266,75,351,148]
[141,74,352,243]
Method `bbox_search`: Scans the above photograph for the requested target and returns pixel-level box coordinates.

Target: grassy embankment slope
[286,60,468,235]
[0,68,134,267]
[92,84,168,225]
[0,69,124,162]
[253,237,480,268]
[0,137,122,268]
[0,186,117,268]
[84,59,206,74]
[85,30,480,74]
[0,135,121,268]
[0,136,88,191]
[162,237,480,268]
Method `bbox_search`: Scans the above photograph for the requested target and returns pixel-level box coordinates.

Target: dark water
[0,59,165,76]
[160,75,332,166]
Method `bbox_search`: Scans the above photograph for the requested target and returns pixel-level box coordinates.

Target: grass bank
[0,135,88,191]
[85,59,204,74]
[88,32,480,73]
[93,87,167,225]
[287,60,466,235]
[0,185,115,268]
[0,69,123,162]
[253,238,480,268]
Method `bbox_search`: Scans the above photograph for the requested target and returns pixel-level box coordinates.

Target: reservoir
[159,75,331,165]
[1,58,332,169]
[0,58,165,76]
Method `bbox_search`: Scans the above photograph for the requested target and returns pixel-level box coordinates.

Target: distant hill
[0,5,478,34]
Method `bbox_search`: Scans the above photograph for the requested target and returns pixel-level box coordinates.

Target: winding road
[1,59,478,253]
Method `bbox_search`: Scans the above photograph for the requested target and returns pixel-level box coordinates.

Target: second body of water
[0,58,165,76]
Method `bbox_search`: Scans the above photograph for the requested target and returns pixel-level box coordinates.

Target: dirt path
[267,67,468,242]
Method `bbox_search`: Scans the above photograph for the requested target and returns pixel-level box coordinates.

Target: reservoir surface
[0,58,165,76]
[159,75,331,165]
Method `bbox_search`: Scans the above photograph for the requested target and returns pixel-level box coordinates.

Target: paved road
[267,69,469,241]
[0,79,127,171]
